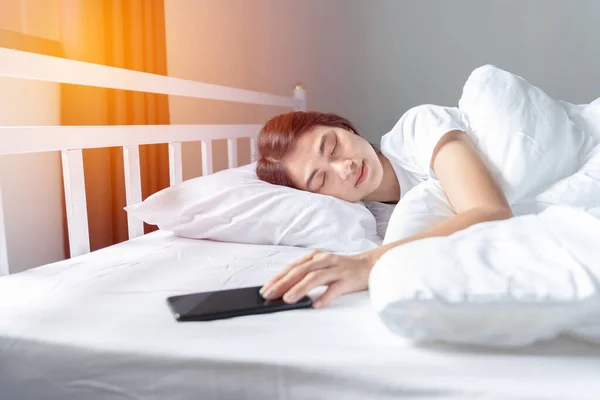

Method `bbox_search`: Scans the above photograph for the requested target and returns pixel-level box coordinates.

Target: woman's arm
[260,130,513,308]
[365,130,512,264]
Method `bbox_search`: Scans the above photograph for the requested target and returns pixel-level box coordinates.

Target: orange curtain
[58,0,170,252]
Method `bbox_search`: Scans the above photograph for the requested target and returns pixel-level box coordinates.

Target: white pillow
[125,163,381,253]
[459,65,596,204]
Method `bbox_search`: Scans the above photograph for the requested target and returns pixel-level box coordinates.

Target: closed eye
[331,135,338,155]
[318,134,337,190]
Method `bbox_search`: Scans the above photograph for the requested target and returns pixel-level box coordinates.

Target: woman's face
[284,125,384,202]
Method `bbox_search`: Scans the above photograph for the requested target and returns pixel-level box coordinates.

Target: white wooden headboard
[0,47,307,275]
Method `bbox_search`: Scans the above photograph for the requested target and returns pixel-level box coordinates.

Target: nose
[333,159,353,181]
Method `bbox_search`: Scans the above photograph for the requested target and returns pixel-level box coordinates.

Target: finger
[260,250,319,293]
[264,256,332,300]
[263,256,334,300]
[282,267,341,304]
[292,249,321,266]
[313,281,348,309]
[261,250,323,294]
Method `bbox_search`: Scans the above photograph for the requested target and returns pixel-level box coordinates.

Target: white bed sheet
[1,231,600,400]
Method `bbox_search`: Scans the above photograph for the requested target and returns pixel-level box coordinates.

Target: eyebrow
[305,131,331,190]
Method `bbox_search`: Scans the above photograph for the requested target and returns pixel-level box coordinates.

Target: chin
[341,192,363,203]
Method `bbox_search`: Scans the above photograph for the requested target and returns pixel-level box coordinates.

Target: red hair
[256,111,361,188]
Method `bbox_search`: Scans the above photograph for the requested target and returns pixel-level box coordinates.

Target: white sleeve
[382,104,468,177]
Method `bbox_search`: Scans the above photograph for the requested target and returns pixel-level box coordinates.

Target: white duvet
[370,65,600,347]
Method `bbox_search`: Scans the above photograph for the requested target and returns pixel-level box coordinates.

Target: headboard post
[293,82,307,112]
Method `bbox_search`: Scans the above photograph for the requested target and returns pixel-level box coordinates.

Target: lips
[355,161,367,186]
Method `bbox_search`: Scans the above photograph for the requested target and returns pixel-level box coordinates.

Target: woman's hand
[259,250,377,309]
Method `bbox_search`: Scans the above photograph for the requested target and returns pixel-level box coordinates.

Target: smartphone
[166,286,313,321]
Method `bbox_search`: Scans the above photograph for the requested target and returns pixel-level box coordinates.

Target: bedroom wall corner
[0,77,66,273]
[0,0,65,273]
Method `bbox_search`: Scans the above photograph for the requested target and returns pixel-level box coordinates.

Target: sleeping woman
[256,106,513,308]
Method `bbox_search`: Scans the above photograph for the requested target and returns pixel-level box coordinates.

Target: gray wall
[0,0,64,273]
[358,0,600,142]
[165,0,600,151]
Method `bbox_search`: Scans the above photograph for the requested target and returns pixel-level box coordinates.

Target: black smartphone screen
[166,286,312,321]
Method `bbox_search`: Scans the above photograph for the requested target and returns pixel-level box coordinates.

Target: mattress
[1,231,600,400]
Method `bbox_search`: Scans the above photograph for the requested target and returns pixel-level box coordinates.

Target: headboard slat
[201,141,213,176]
[250,138,258,163]
[169,142,183,186]
[61,149,90,257]
[123,145,144,239]
[227,139,238,169]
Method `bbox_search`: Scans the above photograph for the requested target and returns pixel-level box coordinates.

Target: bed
[1,48,600,400]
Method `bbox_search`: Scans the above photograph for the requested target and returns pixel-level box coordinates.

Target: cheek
[376,163,385,183]
[366,161,383,188]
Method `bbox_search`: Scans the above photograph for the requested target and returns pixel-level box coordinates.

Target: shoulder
[385,104,467,142]
[399,104,466,127]
[381,104,470,174]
